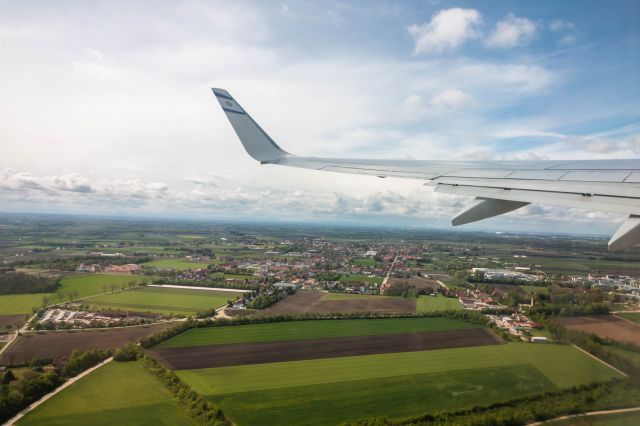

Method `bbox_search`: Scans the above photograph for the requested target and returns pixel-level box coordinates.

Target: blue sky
[0,0,638,235]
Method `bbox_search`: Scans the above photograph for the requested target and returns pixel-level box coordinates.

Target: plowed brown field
[261,290,415,315]
[1,321,178,366]
[554,315,640,346]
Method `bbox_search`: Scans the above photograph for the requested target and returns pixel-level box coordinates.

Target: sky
[1,0,639,235]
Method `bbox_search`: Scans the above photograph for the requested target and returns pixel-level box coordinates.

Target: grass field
[0,293,51,314]
[158,317,480,348]
[18,361,195,426]
[351,258,376,267]
[547,411,640,425]
[339,274,383,284]
[616,312,640,324]
[143,259,210,271]
[209,272,254,280]
[178,343,622,425]
[58,274,150,299]
[85,286,233,316]
[416,295,463,313]
[520,285,551,295]
[442,278,468,289]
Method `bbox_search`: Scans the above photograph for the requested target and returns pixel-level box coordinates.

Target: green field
[547,411,640,426]
[351,258,376,267]
[58,274,150,299]
[416,295,463,313]
[85,286,234,316]
[0,293,49,314]
[142,259,210,271]
[616,312,640,324]
[339,274,383,284]
[209,272,254,281]
[178,343,622,425]
[442,278,468,290]
[18,361,195,426]
[520,285,551,295]
[158,317,480,348]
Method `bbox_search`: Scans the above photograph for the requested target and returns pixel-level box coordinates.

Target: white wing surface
[212,88,640,251]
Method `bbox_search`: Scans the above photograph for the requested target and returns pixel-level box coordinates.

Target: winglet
[212,88,289,163]
[608,215,640,251]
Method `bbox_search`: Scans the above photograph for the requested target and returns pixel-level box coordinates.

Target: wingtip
[211,88,232,97]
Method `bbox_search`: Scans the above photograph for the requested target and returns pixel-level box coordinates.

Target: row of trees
[247,288,290,309]
[138,352,228,425]
[0,271,60,295]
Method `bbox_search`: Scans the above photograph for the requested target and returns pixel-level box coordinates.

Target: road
[528,406,640,425]
[5,357,113,425]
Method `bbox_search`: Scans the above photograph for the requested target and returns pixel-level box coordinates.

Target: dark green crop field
[158,317,480,348]
[177,343,622,425]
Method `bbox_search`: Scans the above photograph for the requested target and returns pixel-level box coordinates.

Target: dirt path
[6,357,113,425]
[528,406,640,425]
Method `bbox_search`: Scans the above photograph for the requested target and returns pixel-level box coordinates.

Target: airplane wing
[212,88,640,251]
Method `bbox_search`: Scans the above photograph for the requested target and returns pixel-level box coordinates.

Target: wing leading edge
[212,88,640,251]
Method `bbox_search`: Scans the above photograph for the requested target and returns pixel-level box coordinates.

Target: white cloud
[72,48,118,81]
[549,19,574,32]
[558,34,577,46]
[567,134,640,154]
[408,8,482,54]
[486,14,537,48]
[431,89,474,109]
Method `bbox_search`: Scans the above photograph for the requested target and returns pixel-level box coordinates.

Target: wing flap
[435,183,640,215]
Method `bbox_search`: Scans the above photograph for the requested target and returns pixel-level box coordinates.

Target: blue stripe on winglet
[214,92,234,100]
[222,107,246,114]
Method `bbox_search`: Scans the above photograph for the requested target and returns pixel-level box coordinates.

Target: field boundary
[570,343,628,378]
[147,284,246,293]
[613,313,640,326]
[528,405,640,425]
[5,357,113,425]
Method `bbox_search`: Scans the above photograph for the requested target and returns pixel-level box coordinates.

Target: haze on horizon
[1,0,639,236]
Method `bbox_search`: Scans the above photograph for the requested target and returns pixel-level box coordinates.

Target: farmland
[158,317,480,348]
[85,286,235,316]
[143,259,210,271]
[150,328,500,369]
[520,285,551,295]
[616,312,640,324]
[0,293,50,314]
[58,274,151,299]
[416,295,463,313]
[547,411,640,426]
[176,343,622,425]
[339,274,383,284]
[0,321,176,365]
[17,361,195,426]
[554,315,640,346]
[260,289,416,315]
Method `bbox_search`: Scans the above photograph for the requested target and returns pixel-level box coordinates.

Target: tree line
[0,271,60,295]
